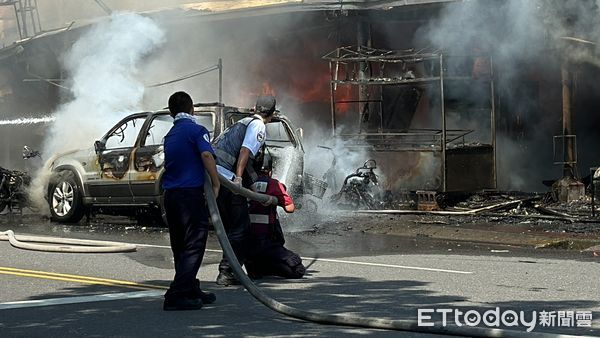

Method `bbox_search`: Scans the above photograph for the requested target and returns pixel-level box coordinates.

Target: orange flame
[262,82,276,96]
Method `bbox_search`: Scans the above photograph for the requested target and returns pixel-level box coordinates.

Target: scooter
[330,159,380,210]
[0,146,41,214]
[0,167,31,214]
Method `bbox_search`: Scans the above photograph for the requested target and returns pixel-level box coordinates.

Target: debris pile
[325,160,599,229]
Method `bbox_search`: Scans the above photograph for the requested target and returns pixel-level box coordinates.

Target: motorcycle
[330,159,381,210]
[0,146,40,214]
[0,167,31,214]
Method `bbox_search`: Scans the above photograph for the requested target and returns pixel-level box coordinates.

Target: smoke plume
[414,0,600,191]
[44,12,164,155]
[29,12,164,211]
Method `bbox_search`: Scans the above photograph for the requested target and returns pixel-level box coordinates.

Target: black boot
[193,279,216,304]
[216,268,240,286]
[163,297,203,311]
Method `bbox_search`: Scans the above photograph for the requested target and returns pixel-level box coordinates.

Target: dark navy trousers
[164,187,209,299]
[216,185,250,272]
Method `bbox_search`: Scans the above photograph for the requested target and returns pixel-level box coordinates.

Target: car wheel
[48,171,85,223]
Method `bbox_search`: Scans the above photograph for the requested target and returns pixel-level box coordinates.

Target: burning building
[0,0,599,197]
[323,45,497,194]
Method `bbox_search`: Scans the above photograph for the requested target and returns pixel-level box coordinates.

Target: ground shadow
[1,274,597,337]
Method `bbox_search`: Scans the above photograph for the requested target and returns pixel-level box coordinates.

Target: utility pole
[357,18,371,133]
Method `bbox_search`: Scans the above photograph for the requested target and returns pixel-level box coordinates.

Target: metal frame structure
[0,0,42,39]
[323,45,497,192]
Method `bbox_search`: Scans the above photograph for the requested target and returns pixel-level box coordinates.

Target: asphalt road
[0,215,598,337]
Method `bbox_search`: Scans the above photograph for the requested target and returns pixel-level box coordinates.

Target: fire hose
[0,230,136,253]
[207,174,592,338]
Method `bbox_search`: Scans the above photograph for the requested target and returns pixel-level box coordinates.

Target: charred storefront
[324,46,496,193]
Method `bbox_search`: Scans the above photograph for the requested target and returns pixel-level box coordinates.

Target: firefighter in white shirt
[212,95,276,286]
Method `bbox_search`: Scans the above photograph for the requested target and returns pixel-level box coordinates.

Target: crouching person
[245,154,306,279]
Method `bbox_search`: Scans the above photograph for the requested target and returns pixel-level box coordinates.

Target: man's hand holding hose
[231,146,276,206]
[233,175,243,189]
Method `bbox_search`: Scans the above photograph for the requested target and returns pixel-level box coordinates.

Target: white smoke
[44,12,164,156]
[417,0,546,82]
[29,12,164,212]
[414,0,600,191]
[301,125,381,198]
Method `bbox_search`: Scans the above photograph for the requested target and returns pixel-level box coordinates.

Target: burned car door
[88,114,147,203]
[130,112,216,202]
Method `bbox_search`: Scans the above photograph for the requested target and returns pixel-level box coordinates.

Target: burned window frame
[102,114,150,150]
[142,114,174,147]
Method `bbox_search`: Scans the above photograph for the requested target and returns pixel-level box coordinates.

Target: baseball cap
[255,95,276,115]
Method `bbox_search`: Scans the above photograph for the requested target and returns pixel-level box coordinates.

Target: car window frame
[137,111,217,148]
[140,113,174,147]
[265,121,294,146]
[192,111,217,135]
[101,113,151,151]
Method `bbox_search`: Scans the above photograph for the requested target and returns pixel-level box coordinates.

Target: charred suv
[45,103,304,223]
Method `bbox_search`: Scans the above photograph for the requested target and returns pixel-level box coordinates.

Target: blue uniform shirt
[162,117,214,189]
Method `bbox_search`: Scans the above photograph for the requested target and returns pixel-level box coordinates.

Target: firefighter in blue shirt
[162,91,220,311]
[212,95,276,286]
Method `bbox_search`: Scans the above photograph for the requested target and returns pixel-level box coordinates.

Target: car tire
[48,171,85,223]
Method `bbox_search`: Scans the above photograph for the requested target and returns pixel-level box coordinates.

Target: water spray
[0,115,56,126]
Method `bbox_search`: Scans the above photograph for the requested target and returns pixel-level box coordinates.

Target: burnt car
[45,103,304,223]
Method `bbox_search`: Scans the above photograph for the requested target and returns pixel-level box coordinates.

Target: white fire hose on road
[0,230,136,253]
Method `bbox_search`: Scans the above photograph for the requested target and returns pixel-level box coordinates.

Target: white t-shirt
[217,117,266,180]
[242,118,266,156]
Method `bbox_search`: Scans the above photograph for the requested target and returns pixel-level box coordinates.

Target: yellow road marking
[0,267,167,290]
[0,271,150,290]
